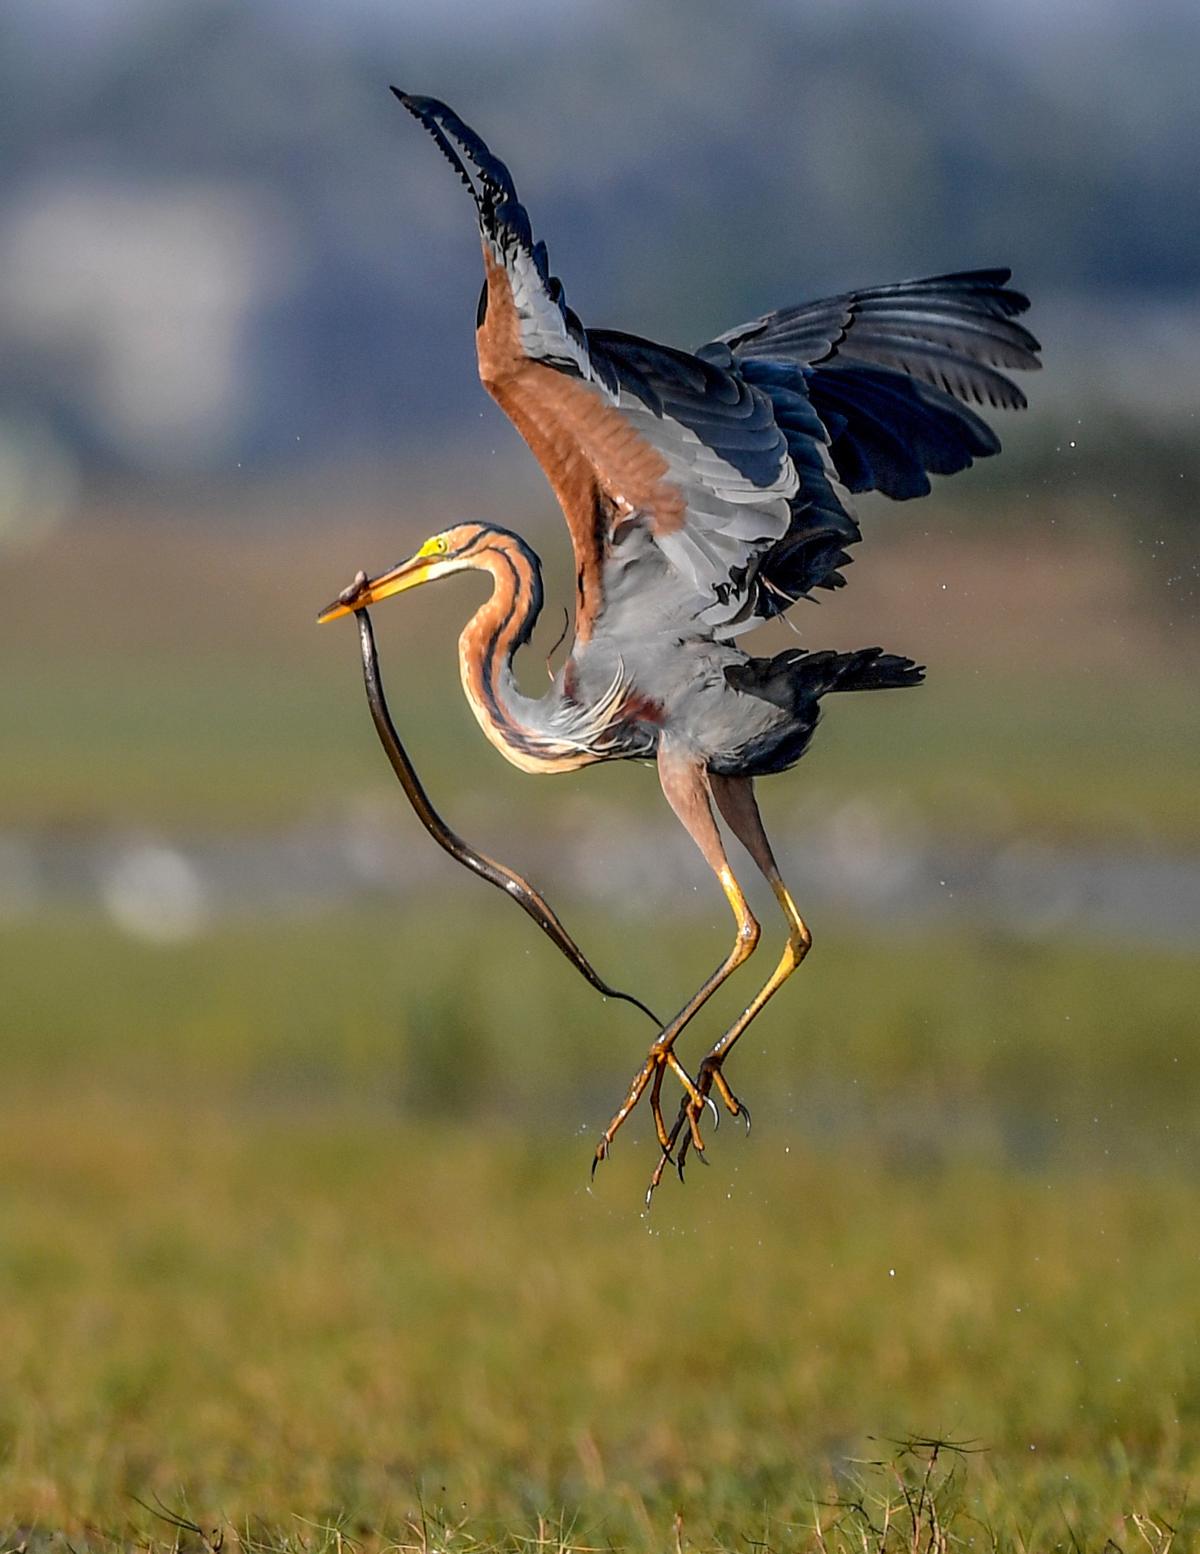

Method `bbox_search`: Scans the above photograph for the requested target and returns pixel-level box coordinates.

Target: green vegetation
[1,908,1197,1547]
[3,513,1197,1547]
[5,643,1199,840]
[3,909,1198,1171]
[0,513,1196,839]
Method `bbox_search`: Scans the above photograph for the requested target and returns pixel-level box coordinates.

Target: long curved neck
[457,530,591,775]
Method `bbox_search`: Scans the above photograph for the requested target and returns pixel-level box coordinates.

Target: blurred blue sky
[2,0,1197,513]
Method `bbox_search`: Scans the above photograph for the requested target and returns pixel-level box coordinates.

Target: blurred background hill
[2,0,1199,500]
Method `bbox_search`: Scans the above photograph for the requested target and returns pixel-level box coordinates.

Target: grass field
[6,642,1200,844]
[1,509,1197,840]
[3,505,1198,1549]
[2,909,1198,1549]
[3,1103,1198,1551]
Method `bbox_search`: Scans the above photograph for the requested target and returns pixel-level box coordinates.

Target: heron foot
[666,1061,751,1181]
[592,1044,709,1178]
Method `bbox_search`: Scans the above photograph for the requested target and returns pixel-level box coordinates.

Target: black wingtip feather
[391,91,535,248]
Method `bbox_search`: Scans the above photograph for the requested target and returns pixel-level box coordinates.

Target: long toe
[644,1147,674,1207]
[706,1063,749,1126]
[683,1100,708,1160]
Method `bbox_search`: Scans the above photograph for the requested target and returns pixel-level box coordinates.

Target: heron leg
[671,776,812,1169]
[593,747,760,1175]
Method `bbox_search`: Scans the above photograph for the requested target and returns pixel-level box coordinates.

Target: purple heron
[320,92,1040,1198]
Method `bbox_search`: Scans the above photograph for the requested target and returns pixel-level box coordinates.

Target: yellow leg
[655,775,813,1184]
[673,874,812,1174]
[593,749,761,1178]
[708,879,810,1100]
[593,864,759,1173]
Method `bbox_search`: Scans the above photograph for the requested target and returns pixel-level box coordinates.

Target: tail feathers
[822,646,926,692]
[725,646,924,709]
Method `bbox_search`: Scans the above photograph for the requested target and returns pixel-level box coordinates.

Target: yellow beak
[317,555,438,624]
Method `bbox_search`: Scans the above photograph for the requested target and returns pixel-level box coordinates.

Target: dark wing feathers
[718,270,1038,363]
[708,269,1040,610]
[806,366,1002,499]
[718,269,1039,410]
[734,362,861,607]
[398,91,800,635]
[397,93,1040,637]
[395,90,609,389]
[591,331,790,473]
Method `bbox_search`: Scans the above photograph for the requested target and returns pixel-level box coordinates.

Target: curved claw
[645,1141,676,1206]
[591,1138,609,1179]
[705,1093,720,1131]
[741,1099,753,1135]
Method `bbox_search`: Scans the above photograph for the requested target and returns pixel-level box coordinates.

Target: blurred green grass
[5,645,1199,840]
[3,907,1197,1171]
[1,907,1198,1543]
[3,508,1198,1546]
[1,511,1196,838]
[1,1097,1197,1546]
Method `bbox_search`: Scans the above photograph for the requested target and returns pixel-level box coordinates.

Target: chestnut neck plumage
[456,527,598,775]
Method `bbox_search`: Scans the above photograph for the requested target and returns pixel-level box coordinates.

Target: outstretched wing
[708,271,1041,618]
[396,93,1040,639]
[394,92,799,642]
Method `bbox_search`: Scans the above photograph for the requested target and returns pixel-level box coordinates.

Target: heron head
[317,524,492,623]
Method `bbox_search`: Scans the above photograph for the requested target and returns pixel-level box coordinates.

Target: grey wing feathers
[588,330,800,630]
[703,269,1041,618]
[398,91,801,632]
[716,268,1040,408]
[398,88,1041,639]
